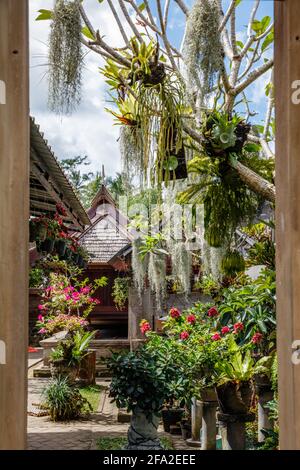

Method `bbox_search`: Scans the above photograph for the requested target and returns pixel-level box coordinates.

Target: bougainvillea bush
[36,272,107,338]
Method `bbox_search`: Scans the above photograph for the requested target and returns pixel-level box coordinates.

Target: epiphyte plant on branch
[36,0,275,200]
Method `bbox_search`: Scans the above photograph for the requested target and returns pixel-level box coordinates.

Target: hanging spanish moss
[119,125,144,189]
[168,240,192,296]
[48,0,83,114]
[148,252,166,310]
[132,238,147,298]
[182,0,223,106]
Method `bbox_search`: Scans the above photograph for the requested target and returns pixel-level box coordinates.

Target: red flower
[211,332,221,341]
[187,314,196,325]
[170,307,181,319]
[56,203,67,216]
[221,326,230,335]
[59,231,68,239]
[207,307,218,318]
[233,322,244,333]
[140,320,151,335]
[252,332,263,344]
[180,331,189,340]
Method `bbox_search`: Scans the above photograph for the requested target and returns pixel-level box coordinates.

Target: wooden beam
[30,161,84,231]
[275,0,300,450]
[0,0,29,450]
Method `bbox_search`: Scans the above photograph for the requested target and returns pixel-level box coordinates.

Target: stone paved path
[27,378,199,451]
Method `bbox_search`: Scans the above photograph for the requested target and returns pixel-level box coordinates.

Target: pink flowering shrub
[37,314,89,337]
[36,272,107,336]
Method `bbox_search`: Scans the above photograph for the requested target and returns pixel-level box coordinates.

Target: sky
[29,0,274,177]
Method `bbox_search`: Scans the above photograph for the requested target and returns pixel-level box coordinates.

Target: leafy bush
[112,277,130,310]
[109,346,187,417]
[29,268,46,288]
[42,376,92,421]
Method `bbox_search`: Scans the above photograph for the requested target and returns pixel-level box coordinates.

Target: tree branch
[156,0,180,74]
[234,59,274,96]
[174,0,189,17]
[183,123,275,203]
[107,0,130,47]
[118,0,144,43]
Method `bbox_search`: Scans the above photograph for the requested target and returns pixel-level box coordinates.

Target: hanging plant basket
[216,381,253,415]
[72,252,79,264]
[55,239,67,257]
[62,247,72,261]
[39,238,55,254]
[29,220,47,243]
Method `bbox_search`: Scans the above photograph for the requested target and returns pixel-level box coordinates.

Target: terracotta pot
[161,408,185,433]
[216,381,253,415]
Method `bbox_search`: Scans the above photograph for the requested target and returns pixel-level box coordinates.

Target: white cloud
[29,0,133,176]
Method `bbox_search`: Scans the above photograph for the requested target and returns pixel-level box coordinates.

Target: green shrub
[42,376,92,421]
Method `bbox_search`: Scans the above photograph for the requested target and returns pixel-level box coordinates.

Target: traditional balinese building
[78,185,133,339]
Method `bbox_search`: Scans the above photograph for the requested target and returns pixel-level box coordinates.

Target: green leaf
[262,30,274,52]
[81,26,95,40]
[236,40,244,50]
[98,0,104,3]
[251,20,262,33]
[35,9,53,21]
[138,2,146,11]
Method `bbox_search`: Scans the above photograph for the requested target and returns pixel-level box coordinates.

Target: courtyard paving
[27,377,194,450]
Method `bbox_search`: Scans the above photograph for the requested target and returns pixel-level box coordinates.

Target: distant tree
[60,155,93,192]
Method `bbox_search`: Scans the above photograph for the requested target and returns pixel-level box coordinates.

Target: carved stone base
[124,407,163,450]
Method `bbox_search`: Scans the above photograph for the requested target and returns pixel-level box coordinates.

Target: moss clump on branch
[183,0,223,104]
[48,0,83,114]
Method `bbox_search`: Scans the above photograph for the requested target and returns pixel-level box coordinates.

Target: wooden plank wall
[0,0,29,449]
[275,0,300,450]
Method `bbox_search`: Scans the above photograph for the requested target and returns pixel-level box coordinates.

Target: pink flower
[221,326,230,335]
[37,314,44,322]
[252,332,263,344]
[140,320,151,335]
[72,292,80,301]
[233,322,244,333]
[38,328,47,335]
[38,304,46,311]
[170,307,181,319]
[80,286,90,294]
[187,314,196,325]
[65,294,71,300]
[180,331,189,340]
[207,307,218,318]
[212,332,221,341]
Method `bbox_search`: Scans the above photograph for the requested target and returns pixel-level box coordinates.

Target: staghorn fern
[48,0,83,114]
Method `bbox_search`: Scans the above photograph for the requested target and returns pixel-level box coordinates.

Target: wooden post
[275,0,300,450]
[0,0,29,450]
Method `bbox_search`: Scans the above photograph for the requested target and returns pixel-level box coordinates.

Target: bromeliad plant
[49,330,96,369]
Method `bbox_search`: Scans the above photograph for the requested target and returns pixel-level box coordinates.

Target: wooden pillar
[128,288,153,348]
[0,0,29,450]
[275,0,300,450]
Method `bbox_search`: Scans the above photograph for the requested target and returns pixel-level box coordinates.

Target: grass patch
[79,384,103,412]
[96,436,173,450]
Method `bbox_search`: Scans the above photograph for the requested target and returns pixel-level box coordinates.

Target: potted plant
[109,345,184,450]
[29,217,47,243]
[215,338,269,415]
[49,330,96,383]
[54,231,68,257]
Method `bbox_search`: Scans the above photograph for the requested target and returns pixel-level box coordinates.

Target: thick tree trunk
[183,123,276,203]
[231,160,275,204]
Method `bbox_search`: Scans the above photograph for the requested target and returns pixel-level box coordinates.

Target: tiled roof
[78,184,133,263]
[79,213,131,263]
